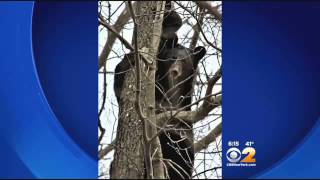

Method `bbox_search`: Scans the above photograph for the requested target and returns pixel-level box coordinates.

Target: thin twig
[195,1,222,22]
[175,1,222,52]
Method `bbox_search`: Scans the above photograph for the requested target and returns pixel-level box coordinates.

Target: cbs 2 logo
[226,147,256,163]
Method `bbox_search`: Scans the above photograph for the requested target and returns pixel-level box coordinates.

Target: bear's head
[156,45,206,111]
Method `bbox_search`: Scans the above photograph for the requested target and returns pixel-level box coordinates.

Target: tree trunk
[111,1,165,179]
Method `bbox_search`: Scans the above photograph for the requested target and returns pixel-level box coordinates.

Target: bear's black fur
[156,45,205,179]
[113,53,134,104]
[113,1,206,179]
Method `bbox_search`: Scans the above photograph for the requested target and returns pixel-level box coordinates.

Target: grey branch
[99,18,134,52]
[156,94,221,127]
[99,140,115,159]
[156,68,222,127]
[99,3,131,69]
[175,1,222,52]
[194,122,222,153]
[195,1,222,22]
[99,16,152,66]
[98,3,134,70]
[189,7,205,49]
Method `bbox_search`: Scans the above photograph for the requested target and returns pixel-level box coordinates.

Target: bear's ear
[193,46,206,66]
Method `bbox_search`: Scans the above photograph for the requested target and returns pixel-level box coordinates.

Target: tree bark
[110,71,145,179]
[111,1,165,179]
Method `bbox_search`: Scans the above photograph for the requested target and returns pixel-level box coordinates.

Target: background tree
[98,1,222,179]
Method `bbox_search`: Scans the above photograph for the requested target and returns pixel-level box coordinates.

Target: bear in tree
[113,1,206,179]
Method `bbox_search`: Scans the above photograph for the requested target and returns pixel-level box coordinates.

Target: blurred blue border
[258,119,320,178]
[0,2,97,178]
[223,2,320,178]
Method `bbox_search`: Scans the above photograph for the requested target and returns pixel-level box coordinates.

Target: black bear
[156,45,205,179]
[113,1,206,179]
[156,3,206,178]
[113,53,134,104]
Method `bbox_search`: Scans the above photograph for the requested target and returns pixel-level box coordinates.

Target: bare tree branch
[164,159,191,179]
[99,18,134,52]
[98,58,107,143]
[99,16,153,66]
[194,122,222,153]
[175,1,222,52]
[189,7,205,49]
[195,1,222,22]
[99,2,134,70]
[156,68,222,126]
[192,166,222,178]
[99,140,116,159]
[156,94,221,126]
